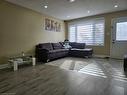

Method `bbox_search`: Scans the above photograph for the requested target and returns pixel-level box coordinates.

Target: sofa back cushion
[69,42,85,49]
[37,43,53,51]
[52,43,63,50]
[59,42,64,46]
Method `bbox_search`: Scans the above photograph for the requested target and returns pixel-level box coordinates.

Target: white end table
[8,56,36,71]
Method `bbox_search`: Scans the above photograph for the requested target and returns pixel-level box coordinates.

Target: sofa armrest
[35,48,50,62]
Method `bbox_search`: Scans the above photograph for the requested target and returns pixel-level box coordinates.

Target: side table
[8,56,36,71]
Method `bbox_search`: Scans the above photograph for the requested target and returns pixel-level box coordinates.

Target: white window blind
[69,26,76,42]
[68,18,105,46]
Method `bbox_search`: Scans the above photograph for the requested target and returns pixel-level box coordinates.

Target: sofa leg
[46,59,50,63]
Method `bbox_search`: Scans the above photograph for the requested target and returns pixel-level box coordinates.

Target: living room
[0,0,127,95]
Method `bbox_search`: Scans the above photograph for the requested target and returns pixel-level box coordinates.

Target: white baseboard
[93,54,110,58]
[0,63,10,70]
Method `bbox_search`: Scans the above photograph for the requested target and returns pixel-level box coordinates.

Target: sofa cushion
[38,43,53,51]
[52,43,63,50]
[69,42,85,49]
[59,42,64,46]
[71,48,92,51]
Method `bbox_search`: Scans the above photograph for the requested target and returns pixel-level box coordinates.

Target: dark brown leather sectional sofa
[35,42,93,62]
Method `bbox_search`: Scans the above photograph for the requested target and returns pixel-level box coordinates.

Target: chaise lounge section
[69,42,93,58]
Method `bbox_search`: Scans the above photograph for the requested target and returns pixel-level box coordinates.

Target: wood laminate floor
[0,57,127,95]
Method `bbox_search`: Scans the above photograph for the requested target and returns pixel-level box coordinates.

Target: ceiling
[6,0,127,20]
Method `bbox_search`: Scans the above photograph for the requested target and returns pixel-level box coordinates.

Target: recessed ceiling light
[68,0,75,3]
[87,10,90,13]
[44,5,48,8]
[114,5,118,8]
[67,16,70,18]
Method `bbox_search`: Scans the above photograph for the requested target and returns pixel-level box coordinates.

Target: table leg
[14,61,18,71]
[32,57,36,66]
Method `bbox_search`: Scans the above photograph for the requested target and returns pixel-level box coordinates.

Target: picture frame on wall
[44,18,61,32]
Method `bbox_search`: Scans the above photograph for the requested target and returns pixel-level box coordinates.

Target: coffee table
[8,55,36,71]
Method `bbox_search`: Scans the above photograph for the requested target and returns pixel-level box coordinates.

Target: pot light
[44,5,48,8]
[87,10,90,13]
[114,5,118,8]
[67,16,70,18]
[68,0,75,3]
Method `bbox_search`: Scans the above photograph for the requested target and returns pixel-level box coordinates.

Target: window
[116,22,127,41]
[68,18,105,46]
[69,26,76,42]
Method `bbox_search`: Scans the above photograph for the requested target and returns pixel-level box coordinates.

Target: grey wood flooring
[0,57,127,95]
